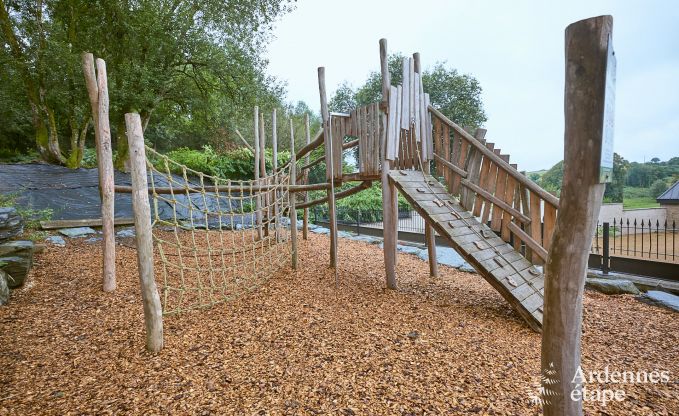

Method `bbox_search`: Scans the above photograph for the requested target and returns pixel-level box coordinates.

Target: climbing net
[144,146,292,315]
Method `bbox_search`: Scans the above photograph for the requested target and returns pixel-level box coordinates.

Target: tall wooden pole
[302,114,311,240]
[253,107,263,240]
[289,119,298,269]
[82,53,116,292]
[414,52,438,278]
[541,15,613,416]
[318,67,338,268]
[125,113,164,353]
[380,39,398,289]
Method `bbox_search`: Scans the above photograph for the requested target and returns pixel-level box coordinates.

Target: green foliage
[540,161,564,195]
[0,193,53,231]
[626,158,679,187]
[335,183,409,212]
[0,0,296,166]
[329,53,487,129]
[603,153,629,203]
[650,179,669,198]
[159,145,290,180]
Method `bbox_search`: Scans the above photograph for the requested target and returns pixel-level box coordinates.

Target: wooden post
[302,114,311,240]
[253,107,263,240]
[125,113,163,353]
[414,52,438,278]
[82,53,116,292]
[541,15,613,416]
[379,39,398,289]
[289,119,298,269]
[318,67,338,268]
[260,112,270,237]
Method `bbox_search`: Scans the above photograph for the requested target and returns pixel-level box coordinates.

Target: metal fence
[591,219,678,264]
[310,206,426,234]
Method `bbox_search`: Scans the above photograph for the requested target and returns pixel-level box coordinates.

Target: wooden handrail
[428,105,560,209]
[508,222,548,261]
[460,179,531,224]
[433,153,468,178]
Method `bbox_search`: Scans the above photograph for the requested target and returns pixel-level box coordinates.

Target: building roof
[657,180,679,204]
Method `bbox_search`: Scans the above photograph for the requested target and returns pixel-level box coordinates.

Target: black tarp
[0,163,255,228]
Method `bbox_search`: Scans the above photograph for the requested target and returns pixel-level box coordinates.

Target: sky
[264,0,679,171]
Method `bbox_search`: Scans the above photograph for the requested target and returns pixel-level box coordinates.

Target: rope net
[144,146,292,315]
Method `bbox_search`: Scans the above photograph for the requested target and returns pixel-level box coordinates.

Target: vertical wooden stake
[302,114,311,240]
[253,107,263,240]
[82,53,116,292]
[541,15,613,416]
[318,67,338,269]
[379,38,398,289]
[289,119,298,269]
[125,113,163,353]
[413,51,438,278]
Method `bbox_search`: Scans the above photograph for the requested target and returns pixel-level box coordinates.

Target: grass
[622,186,660,209]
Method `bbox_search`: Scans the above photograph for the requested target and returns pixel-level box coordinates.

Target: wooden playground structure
[77,15,618,416]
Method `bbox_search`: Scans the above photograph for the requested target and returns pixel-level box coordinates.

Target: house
[657,180,679,224]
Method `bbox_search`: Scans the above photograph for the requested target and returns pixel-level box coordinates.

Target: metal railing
[311,206,425,235]
[592,219,678,264]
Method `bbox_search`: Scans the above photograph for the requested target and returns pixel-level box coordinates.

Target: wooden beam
[433,153,468,178]
[508,222,548,261]
[114,182,330,194]
[289,119,298,269]
[303,114,311,240]
[41,217,135,230]
[125,112,163,353]
[318,67,338,268]
[296,181,372,209]
[460,179,531,224]
[234,129,254,152]
[82,53,116,293]
[381,39,398,289]
[541,16,613,416]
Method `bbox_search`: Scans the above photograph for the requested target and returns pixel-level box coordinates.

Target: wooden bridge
[283,42,564,332]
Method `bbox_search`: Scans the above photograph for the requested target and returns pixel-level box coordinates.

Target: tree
[0,0,294,169]
[650,179,669,198]
[650,157,661,163]
[329,53,487,129]
[603,153,628,202]
[540,161,564,195]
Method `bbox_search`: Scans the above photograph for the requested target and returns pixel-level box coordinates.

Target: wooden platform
[388,169,544,331]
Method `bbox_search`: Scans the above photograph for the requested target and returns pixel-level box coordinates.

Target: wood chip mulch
[1,233,677,415]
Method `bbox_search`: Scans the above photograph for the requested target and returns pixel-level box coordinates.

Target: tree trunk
[115,115,131,172]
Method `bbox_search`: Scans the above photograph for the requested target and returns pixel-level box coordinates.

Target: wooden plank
[408,57,415,127]
[529,191,543,264]
[41,217,134,230]
[481,159,499,225]
[462,129,487,211]
[501,173,518,243]
[490,154,509,232]
[401,56,410,129]
[386,86,398,160]
[543,202,557,252]
[508,221,548,261]
[318,67,338,268]
[452,138,468,196]
[460,179,531,224]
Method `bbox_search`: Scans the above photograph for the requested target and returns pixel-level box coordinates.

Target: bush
[650,179,669,198]
[0,193,53,231]
[159,146,291,181]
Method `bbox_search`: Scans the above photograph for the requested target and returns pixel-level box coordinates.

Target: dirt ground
[1,234,678,415]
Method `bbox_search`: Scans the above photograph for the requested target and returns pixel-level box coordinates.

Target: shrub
[650,179,669,198]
